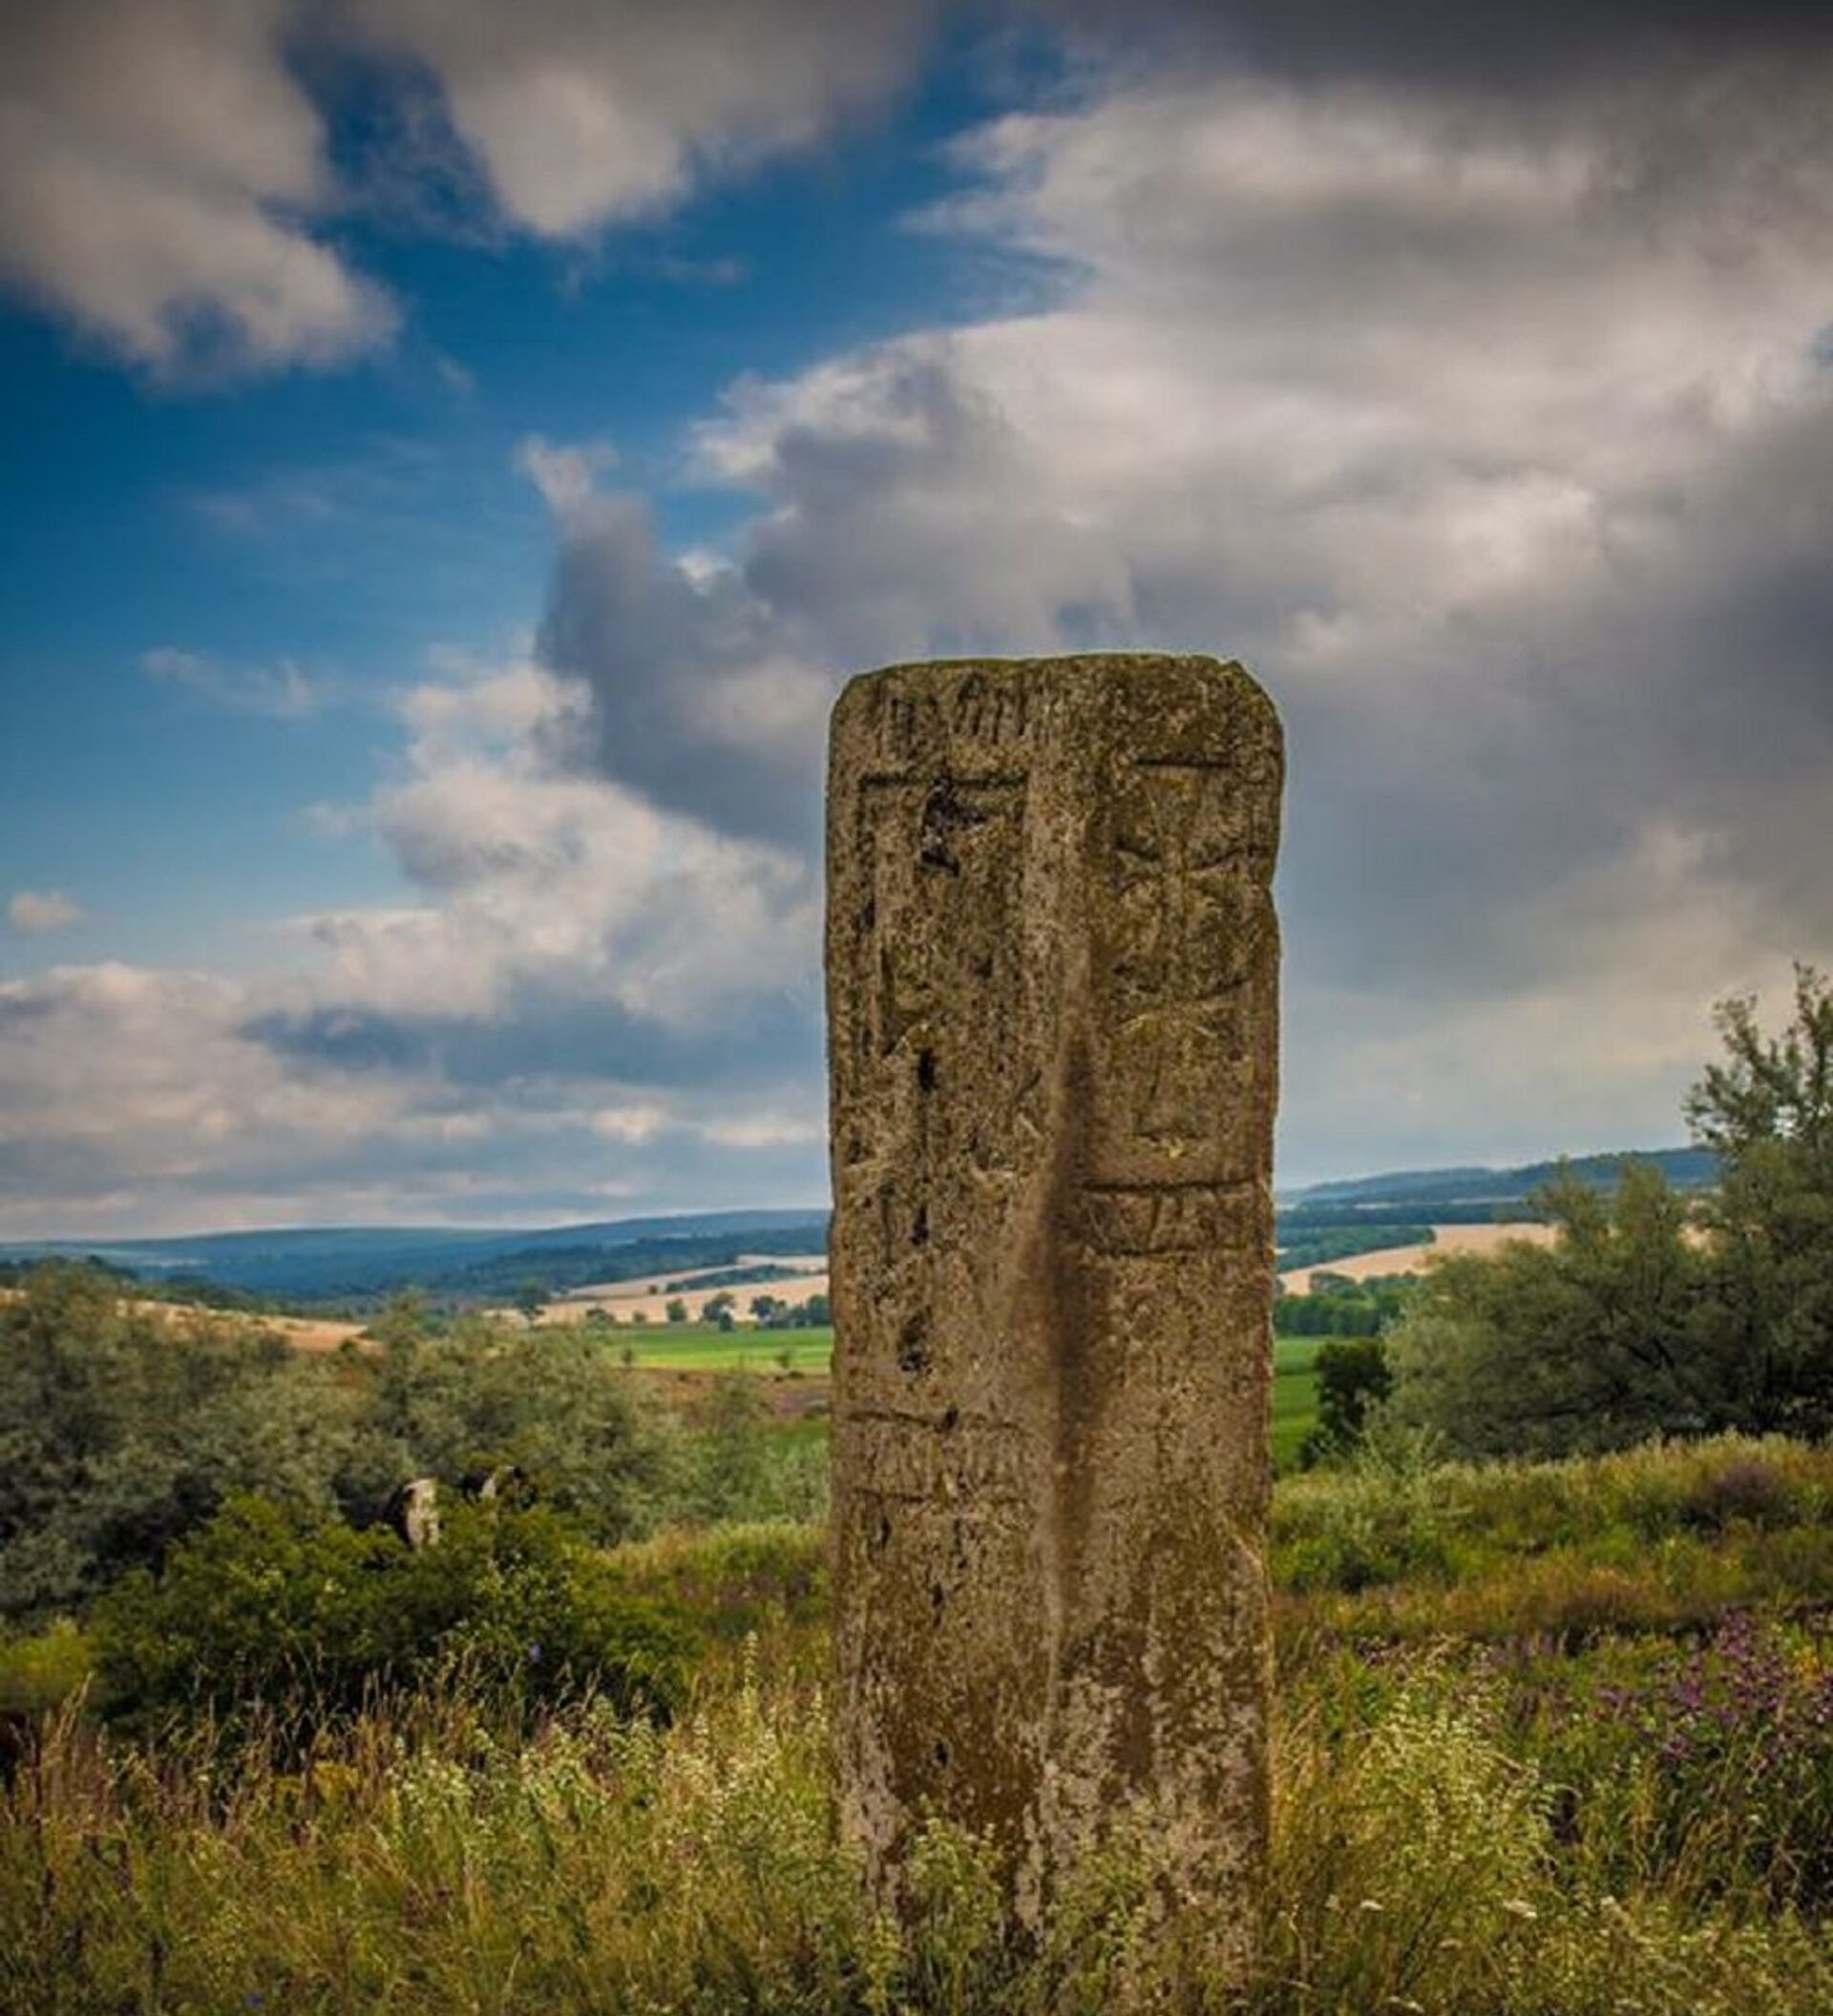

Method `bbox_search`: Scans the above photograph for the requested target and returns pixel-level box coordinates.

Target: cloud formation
[348,0,935,236]
[0,657,824,1234]
[142,647,323,719]
[0,0,933,375]
[5,3,1829,1228]
[8,892,84,934]
[554,32,1833,1175]
[0,0,391,374]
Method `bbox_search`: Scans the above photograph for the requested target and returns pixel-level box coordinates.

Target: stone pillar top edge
[840,649,1258,686]
[831,652,1280,753]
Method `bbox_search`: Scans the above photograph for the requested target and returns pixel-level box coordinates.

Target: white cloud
[0,647,827,1234]
[515,432,619,517]
[142,646,323,719]
[0,0,933,379]
[698,1111,825,1149]
[676,56,1833,1176]
[325,656,818,1023]
[0,962,411,1232]
[0,0,393,375]
[348,0,935,235]
[8,891,84,934]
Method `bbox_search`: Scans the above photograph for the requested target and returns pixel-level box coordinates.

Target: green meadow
[590,1318,835,1375]
[591,1321,1324,1469]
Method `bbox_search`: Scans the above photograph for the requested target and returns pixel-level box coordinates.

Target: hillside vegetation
[1380,967,1833,1459]
[3,1434,1829,2015]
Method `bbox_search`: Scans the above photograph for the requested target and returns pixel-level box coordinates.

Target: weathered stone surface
[827,654,1282,1971]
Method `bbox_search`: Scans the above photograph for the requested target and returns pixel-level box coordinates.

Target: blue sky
[0,23,1001,971]
[2,2,1829,1234]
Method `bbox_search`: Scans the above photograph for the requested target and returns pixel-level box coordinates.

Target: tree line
[1368,967,1833,1460]
[0,1285,821,1626]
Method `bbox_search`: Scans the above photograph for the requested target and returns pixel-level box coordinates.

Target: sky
[1,0,1829,1236]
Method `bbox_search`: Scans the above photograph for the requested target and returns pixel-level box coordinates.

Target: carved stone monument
[827,654,1282,1972]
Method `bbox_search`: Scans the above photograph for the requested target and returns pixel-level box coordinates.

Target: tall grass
[5,1433,1831,2013]
[5,1648,1829,2015]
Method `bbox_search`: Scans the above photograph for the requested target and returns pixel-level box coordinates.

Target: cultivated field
[0,1285,369,1353]
[1278,1218,1558,1293]
[531,1253,828,1328]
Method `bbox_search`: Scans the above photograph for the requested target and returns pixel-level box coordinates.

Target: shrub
[1299,1334,1391,1463]
[1275,1425,1466,1592]
[1678,1455,1800,1532]
[90,1496,695,1735]
[0,1619,90,1716]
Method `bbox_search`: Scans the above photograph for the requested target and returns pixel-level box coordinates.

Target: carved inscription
[838,1409,1031,1507]
[1102,762,1270,1159]
[878,666,1036,766]
[1074,1180,1260,1256]
[855,776,1025,1077]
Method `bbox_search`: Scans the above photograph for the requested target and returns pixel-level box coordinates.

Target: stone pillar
[827,654,1282,1971]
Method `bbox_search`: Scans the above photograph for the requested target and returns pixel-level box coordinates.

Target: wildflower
[1501,1899,1538,1921]
[1357,1898,1385,1913]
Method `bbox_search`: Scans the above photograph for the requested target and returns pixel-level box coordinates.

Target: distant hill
[1,1149,1716,1307]
[1284,1146,1717,1221]
[0,1208,831,1307]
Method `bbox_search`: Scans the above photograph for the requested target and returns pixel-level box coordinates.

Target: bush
[1276,1425,1466,1592]
[0,1618,90,1716]
[90,1496,695,1735]
[1299,1334,1391,1463]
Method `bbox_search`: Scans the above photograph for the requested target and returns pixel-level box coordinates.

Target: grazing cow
[381,1476,441,1550]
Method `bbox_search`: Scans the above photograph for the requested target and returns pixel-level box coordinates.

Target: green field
[1271,1334,1322,1469]
[596,1320,1323,1467]
[595,1319,834,1373]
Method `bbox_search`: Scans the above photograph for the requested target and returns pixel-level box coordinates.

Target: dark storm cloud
[1048,0,1830,92]
[537,493,831,848]
[243,984,821,1095]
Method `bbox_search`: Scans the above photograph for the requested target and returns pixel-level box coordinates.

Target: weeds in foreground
[6,1434,1833,2012]
[5,1646,1831,2016]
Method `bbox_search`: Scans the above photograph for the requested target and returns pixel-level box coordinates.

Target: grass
[590,1323,1323,1472]
[1272,1334,1322,1471]
[590,1319,835,1374]
[8,1435,1829,2013]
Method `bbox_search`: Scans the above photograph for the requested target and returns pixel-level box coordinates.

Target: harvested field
[1278,1219,1558,1294]
[0,1286,369,1352]
[533,1254,827,1328]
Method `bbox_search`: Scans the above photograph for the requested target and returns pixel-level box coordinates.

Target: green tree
[1301,1335,1393,1462]
[0,1265,366,1619]
[664,1297,689,1325]
[363,1318,673,1542]
[688,1376,770,1522]
[514,1280,549,1323]
[1685,963,1833,1436]
[1384,969,1833,1458]
[1384,1163,1716,1460]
